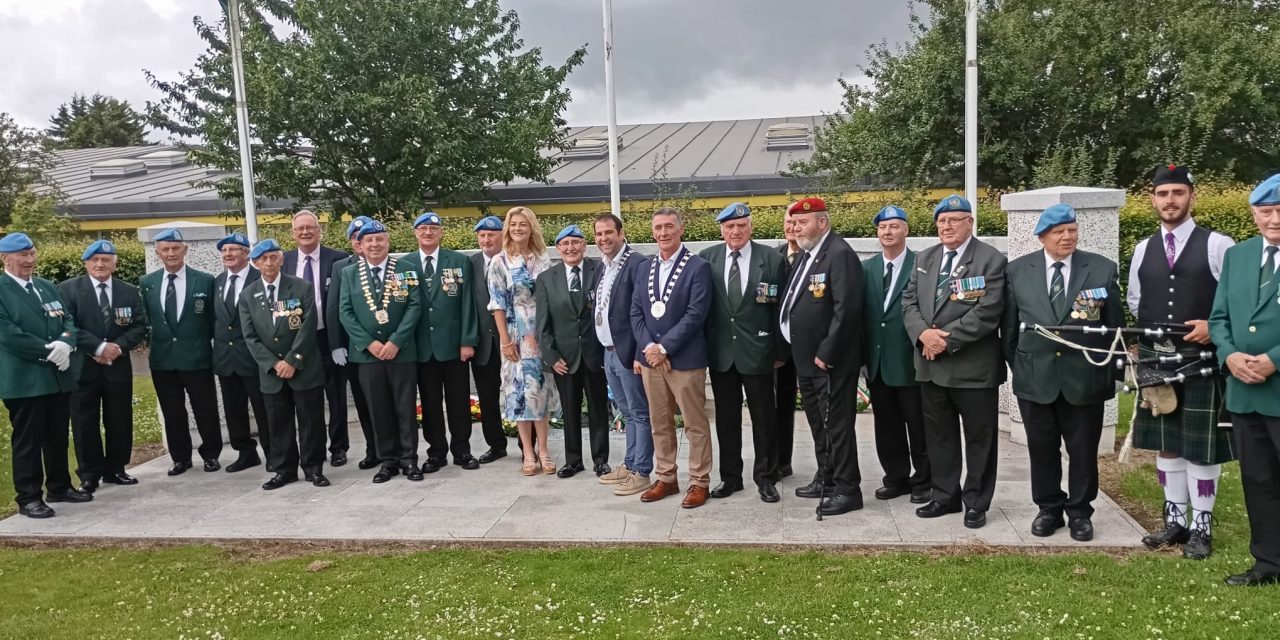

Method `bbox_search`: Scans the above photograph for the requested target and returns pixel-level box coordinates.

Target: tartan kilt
[1131,345,1237,465]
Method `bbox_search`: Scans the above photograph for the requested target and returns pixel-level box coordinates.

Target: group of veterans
[2,164,1280,587]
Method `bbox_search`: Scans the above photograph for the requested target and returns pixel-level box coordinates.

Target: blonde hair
[502,206,547,258]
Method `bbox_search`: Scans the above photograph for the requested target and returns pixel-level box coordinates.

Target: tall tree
[46,94,148,149]
[0,113,58,229]
[146,0,586,217]
[795,0,1280,191]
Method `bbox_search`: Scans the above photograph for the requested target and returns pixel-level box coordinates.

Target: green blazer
[1001,249,1123,406]
[863,250,918,387]
[238,274,323,394]
[338,258,421,364]
[0,275,77,399]
[400,248,478,362]
[138,266,215,371]
[699,241,788,375]
[1210,236,1280,417]
[535,258,603,374]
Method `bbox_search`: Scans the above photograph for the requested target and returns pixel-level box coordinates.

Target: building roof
[43,115,829,221]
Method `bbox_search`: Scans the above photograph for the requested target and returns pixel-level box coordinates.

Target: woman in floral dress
[487,206,561,475]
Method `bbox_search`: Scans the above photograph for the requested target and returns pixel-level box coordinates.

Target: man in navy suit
[631,207,714,509]
[282,210,351,466]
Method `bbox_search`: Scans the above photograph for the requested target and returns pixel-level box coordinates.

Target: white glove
[44,342,72,370]
[331,348,348,367]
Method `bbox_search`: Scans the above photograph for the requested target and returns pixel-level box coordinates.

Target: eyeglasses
[293,225,320,232]
[936,215,972,227]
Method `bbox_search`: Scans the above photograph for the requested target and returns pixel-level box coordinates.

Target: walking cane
[816,370,834,522]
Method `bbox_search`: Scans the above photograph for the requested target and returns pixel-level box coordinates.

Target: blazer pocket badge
[193,292,207,314]
[808,273,827,299]
[755,283,779,304]
[949,276,986,302]
[1071,287,1107,321]
[114,307,133,326]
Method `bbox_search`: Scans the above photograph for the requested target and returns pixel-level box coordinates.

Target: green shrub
[29,234,147,283]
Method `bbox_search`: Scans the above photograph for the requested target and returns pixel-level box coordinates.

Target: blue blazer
[629,246,712,371]
[599,246,649,366]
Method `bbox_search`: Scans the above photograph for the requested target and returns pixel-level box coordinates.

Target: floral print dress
[487,251,561,421]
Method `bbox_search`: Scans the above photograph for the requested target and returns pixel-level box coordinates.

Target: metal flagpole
[965,0,979,226]
[602,0,621,221]
[225,0,260,243]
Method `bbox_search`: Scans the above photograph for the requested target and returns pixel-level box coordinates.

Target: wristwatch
[658,344,668,356]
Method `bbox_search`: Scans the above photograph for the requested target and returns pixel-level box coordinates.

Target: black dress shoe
[1183,529,1213,559]
[1224,569,1280,587]
[372,467,399,483]
[795,480,835,499]
[777,465,793,478]
[556,463,585,479]
[455,455,480,470]
[759,481,780,503]
[330,451,348,467]
[306,473,331,487]
[593,463,612,477]
[915,501,962,518]
[262,473,297,490]
[1142,523,1190,549]
[203,459,221,472]
[79,478,99,494]
[819,493,864,516]
[46,488,93,503]
[167,461,193,476]
[874,485,910,500]
[403,465,425,481]
[101,471,138,485]
[964,508,987,529]
[357,456,379,470]
[1031,511,1066,537]
[478,448,508,464]
[909,487,932,504]
[710,482,744,498]
[421,458,445,474]
[225,455,261,473]
[18,501,55,519]
[1068,517,1094,542]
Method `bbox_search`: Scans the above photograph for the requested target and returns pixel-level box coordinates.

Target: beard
[796,235,819,251]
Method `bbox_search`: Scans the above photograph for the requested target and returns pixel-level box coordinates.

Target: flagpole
[226,0,260,243]
[965,0,979,226]
[602,0,621,221]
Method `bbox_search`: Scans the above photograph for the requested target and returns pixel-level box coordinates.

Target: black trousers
[317,329,350,455]
[1231,412,1280,575]
[471,345,508,452]
[797,372,862,494]
[4,393,72,506]
[218,373,268,457]
[773,357,797,469]
[1018,395,1103,519]
[344,362,376,459]
[152,369,223,464]
[419,358,473,462]
[358,361,418,470]
[265,385,327,476]
[69,375,133,480]
[869,377,930,492]
[711,366,778,487]
[554,365,610,467]
[921,382,999,511]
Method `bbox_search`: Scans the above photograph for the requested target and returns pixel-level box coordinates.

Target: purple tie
[304,255,315,286]
[1165,232,1176,268]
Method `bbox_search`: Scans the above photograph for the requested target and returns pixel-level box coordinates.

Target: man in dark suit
[631,207,714,508]
[240,239,330,490]
[902,195,1007,529]
[326,216,377,469]
[470,215,509,463]
[773,205,804,479]
[701,203,788,503]
[213,232,268,473]
[1,232,91,518]
[283,210,351,467]
[59,240,148,493]
[779,197,866,517]
[863,206,931,505]
[1003,204,1123,542]
[139,228,223,475]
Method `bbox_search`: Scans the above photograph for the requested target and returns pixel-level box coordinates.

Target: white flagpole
[965,0,979,225]
[226,0,260,243]
[602,0,621,221]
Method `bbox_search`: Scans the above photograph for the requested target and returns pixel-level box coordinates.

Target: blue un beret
[81,239,117,261]
[474,215,503,232]
[413,211,442,228]
[356,220,388,240]
[153,228,185,243]
[0,232,34,253]
[346,216,373,240]
[716,202,751,224]
[1034,204,1078,236]
[1249,174,1280,207]
[873,205,909,226]
[216,232,250,251]
[249,239,283,260]
[555,225,585,243]
[933,195,972,219]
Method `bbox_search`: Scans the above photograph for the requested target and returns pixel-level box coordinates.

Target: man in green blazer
[700,203,788,503]
[1209,176,1280,586]
[325,216,377,470]
[862,206,931,505]
[0,232,90,518]
[239,239,329,490]
[138,228,224,475]
[1002,204,1123,542]
[338,219,424,483]
[399,211,479,473]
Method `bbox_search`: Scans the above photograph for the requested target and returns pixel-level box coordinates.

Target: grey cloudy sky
[0,0,913,136]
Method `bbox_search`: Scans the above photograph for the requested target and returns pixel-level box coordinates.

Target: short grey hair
[292,210,320,223]
[652,207,684,225]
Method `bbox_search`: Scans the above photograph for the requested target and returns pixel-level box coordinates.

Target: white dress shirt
[1126,219,1234,315]
[881,250,906,310]
[564,259,587,291]
[418,247,441,275]
[224,265,252,306]
[656,244,686,292]
[159,267,186,319]
[593,246,629,348]
[779,230,832,343]
[1044,250,1073,294]
[1263,241,1280,270]
[723,241,752,297]
[90,275,113,307]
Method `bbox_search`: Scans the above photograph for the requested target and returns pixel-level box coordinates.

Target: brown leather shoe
[681,485,709,509]
[640,480,680,502]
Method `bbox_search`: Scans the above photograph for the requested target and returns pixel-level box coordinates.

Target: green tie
[569,265,583,309]
[727,250,742,308]
[1261,246,1280,302]
[935,250,957,304]
[1050,261,1068,318]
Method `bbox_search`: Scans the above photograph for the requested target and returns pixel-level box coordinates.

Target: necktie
[935,250,957,304]
[727,250,743,308]
[781,250,810,318]
[883,262,894,298]
[570,265,583,309]
[371,265,383,290]
[1165,232,1177,268]
[423,256,435,281]
[25,281,38,300]
[1260,245,1280,302]
[1050,261,1067,318]
[787,251,796,267]
[225,274,238,312]
[303,255,315,286]
[267,283,276,306]
[99,282,111,323]
[164,273,179,326]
